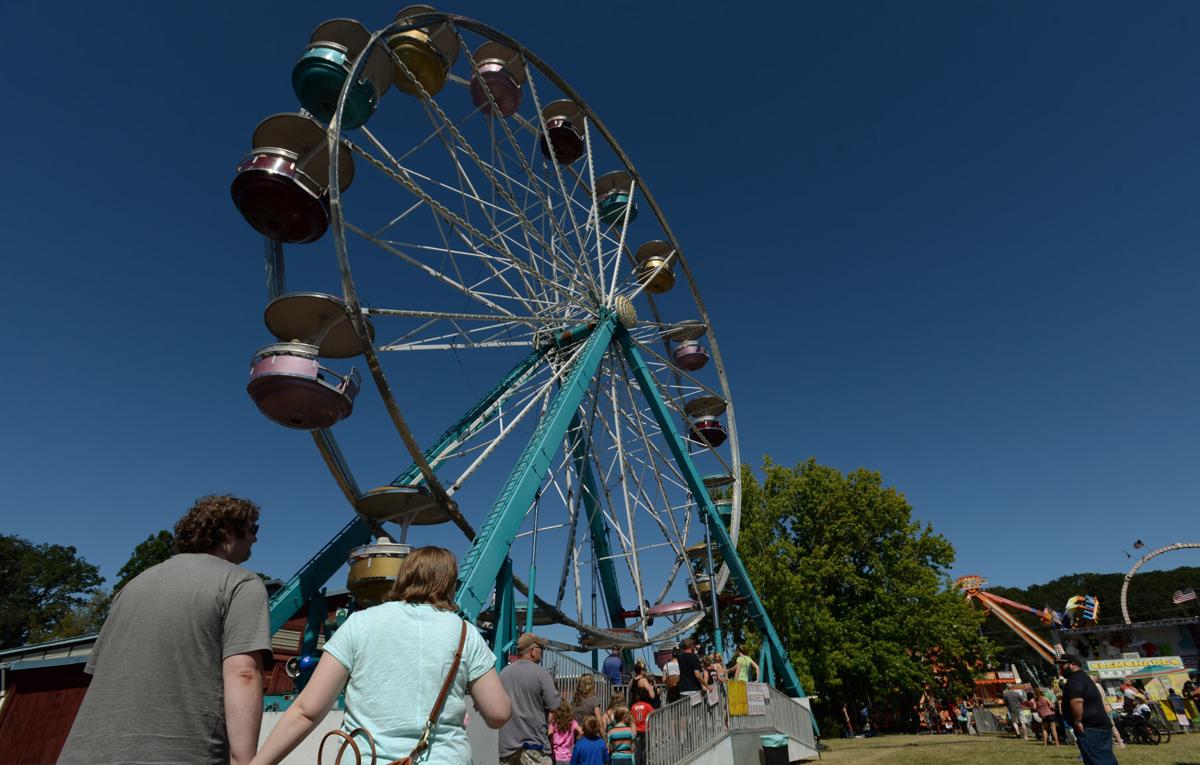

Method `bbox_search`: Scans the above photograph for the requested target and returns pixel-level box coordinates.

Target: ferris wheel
[231,7,804,697]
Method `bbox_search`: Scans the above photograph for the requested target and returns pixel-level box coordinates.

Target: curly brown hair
[174,495,260,554]
[383,546,458,610]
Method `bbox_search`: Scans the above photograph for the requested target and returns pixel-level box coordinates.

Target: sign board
[747,682,767,716]
[1086,656,1184,679]
[728,681,748,716]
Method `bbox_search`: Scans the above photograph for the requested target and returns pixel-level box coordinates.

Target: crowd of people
[56,494,764,765]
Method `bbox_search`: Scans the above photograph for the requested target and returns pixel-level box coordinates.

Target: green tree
[722,458,992,733]
[114,530,174,592]
[26,589,113,643]
[0,535,103,648]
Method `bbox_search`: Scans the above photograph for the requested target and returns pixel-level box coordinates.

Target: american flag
[1173,587,1197,605]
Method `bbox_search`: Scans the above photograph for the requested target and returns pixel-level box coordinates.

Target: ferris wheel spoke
[418,121,553,310]
[369,315,542,355]
[346,136,591,317]
[518,66,607,294]
[445,339,590,493]
[414,356,559,476]
[346,221,515,316]
[605,178,637,305]
[371,197,427,238]
[449,222,593,312]
[610,367,698,569]
[450,35,600,297]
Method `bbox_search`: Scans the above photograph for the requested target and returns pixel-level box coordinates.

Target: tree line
[0,531,174,648]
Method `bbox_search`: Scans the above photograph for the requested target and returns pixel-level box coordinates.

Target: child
[630,686,654,765]
[607,705,635,764]
[603,695,624,730]
[571,715,610,765]
[550,699,583,765]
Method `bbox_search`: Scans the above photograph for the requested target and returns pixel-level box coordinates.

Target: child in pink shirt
[549,699,583,765]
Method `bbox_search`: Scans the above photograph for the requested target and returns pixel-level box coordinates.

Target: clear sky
[2,0,1197,613]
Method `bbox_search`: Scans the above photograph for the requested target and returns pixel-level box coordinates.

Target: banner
[728,680,748,716]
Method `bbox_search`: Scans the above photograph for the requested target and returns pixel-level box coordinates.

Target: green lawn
[819,732,1200,764]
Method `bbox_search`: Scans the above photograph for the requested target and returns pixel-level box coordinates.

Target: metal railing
[971,706,1004,734]
[645,684,816,765]
[543,648,611,710]
[645,691,727,765]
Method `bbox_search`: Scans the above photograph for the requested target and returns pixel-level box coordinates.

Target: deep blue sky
[2,0,1197,606]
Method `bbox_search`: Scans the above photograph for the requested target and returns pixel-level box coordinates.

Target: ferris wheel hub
[613,296,637,329]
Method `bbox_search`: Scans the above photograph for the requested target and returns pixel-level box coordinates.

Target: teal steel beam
[457,314,618,619]
[617,328,809,700]
[269,517,371,633]
[568,414,626,630]
[393,345,548,485]
[494,558,517,670]
[269,344,550,633]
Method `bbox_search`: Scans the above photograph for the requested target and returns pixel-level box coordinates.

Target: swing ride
[230,7,806,698]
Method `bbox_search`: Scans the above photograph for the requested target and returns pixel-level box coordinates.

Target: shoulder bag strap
[318,727,377,765]
[394,620,468,764]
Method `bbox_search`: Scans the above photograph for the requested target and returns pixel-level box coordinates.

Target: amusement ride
[229,7,806,697]
[957,575,1099,663]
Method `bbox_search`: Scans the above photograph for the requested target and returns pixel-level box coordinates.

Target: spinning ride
[231,8,806,697]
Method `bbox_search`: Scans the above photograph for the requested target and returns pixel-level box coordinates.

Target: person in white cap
[499,632,562,764]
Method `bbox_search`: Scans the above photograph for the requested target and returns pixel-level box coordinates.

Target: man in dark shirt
[1058,654,1119,765]
[676,637,708,696]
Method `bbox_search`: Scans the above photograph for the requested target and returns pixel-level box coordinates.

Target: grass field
[819,732,1200,764]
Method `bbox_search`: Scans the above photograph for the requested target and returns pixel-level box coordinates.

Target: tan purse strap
[319,727,377,765]
[401,620,468,763]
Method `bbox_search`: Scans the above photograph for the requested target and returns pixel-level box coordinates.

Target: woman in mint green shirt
[251,547,511,764]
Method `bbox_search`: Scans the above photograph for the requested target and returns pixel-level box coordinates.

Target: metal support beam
[494,558,517,670]
[702,513,723,656]
[569,414,626,631]
[393,345,549,485]
[269,517,371,634]
[296,588,327,692]
[617,328,808,700]
[457,314,618,619]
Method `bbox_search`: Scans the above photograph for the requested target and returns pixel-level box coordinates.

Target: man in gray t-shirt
[59,495,272,765]
[499,632,561,764]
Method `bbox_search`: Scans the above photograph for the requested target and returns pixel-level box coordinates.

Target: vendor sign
[1086,656,1185,679]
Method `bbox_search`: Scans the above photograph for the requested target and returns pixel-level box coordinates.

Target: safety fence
[728,684,817,750]
[645,692,727,765]
[543,648,612,710]
[644,684,816,765]
[970,706,1005,735]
